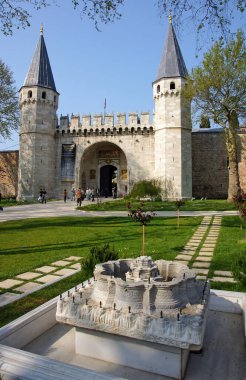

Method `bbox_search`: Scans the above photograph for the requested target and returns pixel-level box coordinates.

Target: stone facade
[0,150,19,198]
[1,21,244,201]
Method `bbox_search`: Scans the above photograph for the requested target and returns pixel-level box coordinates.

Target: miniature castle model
[56,256,210,378]
[17,18,192,200]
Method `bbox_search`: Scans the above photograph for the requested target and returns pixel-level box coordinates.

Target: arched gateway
[79,142,128,197]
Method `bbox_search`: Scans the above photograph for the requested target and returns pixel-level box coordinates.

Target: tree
[199,114,210,129]
[0,0,124,36]
[184,31,246,201]
[0,0,244,39]
[157,0,245,44]
[0,59,19,140]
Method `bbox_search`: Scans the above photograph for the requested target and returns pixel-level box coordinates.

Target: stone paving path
[0,256,81,307]
[175,216,237,284]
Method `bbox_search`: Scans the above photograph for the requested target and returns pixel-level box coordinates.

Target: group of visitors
[38,188,47,204]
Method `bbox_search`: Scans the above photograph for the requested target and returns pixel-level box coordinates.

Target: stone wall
[192,128,246,199]
[192,129,229,199]
[0,150,19,198]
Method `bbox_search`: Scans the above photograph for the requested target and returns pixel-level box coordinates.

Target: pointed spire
[156,19,188,80]
[23,27,57,92]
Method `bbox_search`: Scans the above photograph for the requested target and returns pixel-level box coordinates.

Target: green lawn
[79,198,236,212]
[0,216,201,280]
[0,215,245,327]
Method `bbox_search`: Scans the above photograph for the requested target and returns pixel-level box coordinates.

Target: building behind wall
[0,20,245,201]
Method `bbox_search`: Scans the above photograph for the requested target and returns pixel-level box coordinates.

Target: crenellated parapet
[57,111,153,136]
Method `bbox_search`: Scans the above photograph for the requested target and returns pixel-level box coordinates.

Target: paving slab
[51,260,71,267]
[184,246,197,251]
[174,260,190,265]
[35,266,57,273]
[16,272,42,280]
[36,274,61,283]
[213,270,234,277]
[69,263,81,270]
[195,256,212,262]
[15,282,41,293]
[203,244,216,248]
[200,247,214,252]
[192,262,211,268]
[0,279,23,289]
[192,268,209,275]
[175,254,193,261]
[64,256,81,261]
[199,251,213,257]
[0,292,20,307]
[196,275,207,280]
[211,277,237,283]
[54,268,77,276]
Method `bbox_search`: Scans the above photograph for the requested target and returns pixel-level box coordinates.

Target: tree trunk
[225,122,240,202]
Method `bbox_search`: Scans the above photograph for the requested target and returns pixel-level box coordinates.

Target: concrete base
[75,328,189,380]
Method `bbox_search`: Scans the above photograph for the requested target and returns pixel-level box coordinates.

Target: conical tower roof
[156,17,187,80]
[23,26,57,91]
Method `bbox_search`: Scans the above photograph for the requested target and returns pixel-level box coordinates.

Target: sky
[0,0,245,151]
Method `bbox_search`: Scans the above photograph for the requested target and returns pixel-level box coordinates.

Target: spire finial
[40,23,43,35]
[169,14,172,24]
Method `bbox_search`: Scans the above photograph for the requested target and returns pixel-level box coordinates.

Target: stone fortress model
[16,19,245,202]
[56,256,210,378]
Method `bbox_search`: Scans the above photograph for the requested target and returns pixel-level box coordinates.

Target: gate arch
[79,141,128,197]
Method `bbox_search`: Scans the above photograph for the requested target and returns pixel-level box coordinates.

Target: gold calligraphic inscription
[98,150,120,159]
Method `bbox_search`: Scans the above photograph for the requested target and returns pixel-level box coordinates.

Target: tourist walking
[41,189,46,204]
[76,187,82,206]
[64,189,67,203]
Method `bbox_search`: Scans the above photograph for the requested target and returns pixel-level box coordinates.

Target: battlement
[57,112,153,136]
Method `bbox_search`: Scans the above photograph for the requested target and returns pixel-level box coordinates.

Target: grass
[79,198,236,212]
[0,215,201,326]
[209,216,246,292]
[0,214,245,326]
[0,216,201,280]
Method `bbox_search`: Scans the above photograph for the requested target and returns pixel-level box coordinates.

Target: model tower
[153,16,192,199]
[17,26,59,200]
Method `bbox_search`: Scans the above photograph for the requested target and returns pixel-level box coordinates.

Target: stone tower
[18,26,59,200]
[153,16,192,199]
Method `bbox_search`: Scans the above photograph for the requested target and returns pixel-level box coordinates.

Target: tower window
[170,82,175,90]
[28,90,32,98]
[42,91,46,99]
[54,95,57,103]
[157,85,160,93]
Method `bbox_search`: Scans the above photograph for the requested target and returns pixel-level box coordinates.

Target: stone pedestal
[75,327,189,380]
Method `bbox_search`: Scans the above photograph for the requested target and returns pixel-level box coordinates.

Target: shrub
[81,244,119,277]
[232,253,246,286]
[128,180,161,200]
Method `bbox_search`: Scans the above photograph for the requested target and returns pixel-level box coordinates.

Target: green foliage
[81,244,118,277]
[232,253,246,286]
[233,190,246,226]
[200,114,211,128]
[157,0,245,45]
[184,31,246,200]
[128,180,162,200]
[0,59,19,139]
[174,199,186,210]
[127,202,155,225]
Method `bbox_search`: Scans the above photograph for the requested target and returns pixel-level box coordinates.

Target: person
[71,188,75,201]
[42,188,46,204]
[38,189,43,203]
[76,187,82,206]
[64,189,67,203]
